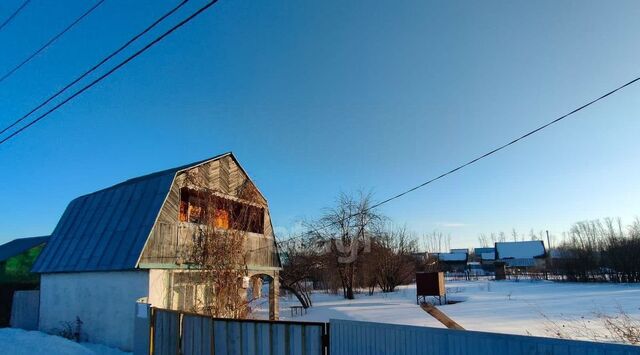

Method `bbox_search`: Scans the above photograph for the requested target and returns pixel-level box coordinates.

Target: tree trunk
[281,284,310,308]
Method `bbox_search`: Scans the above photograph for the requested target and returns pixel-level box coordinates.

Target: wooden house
[32,153,281,351]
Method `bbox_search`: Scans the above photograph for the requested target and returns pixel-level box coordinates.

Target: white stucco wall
[148,269,170,308]
[39,271,149,351]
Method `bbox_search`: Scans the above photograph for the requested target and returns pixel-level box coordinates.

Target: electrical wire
[254,75,640,252]
[0,0,30,33]
[0,0,219,145]
[0,0,189,137]
[0,0,106,85]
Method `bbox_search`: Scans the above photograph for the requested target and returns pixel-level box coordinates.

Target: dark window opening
[179,187,264,234]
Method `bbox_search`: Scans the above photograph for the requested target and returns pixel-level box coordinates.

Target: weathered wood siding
[139,156,279,269]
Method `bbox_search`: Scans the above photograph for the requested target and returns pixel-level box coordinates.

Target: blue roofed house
[494,240,546,269]
[32,153,281,351]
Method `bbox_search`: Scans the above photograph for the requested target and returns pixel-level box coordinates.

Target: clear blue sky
[1,0,639,249]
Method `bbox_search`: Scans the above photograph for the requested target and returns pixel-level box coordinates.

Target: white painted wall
[39,271,149,351]
[148,269,170,308]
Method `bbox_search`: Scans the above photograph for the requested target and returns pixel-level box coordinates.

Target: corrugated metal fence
[150,308,328,355]
[141,308,640,355]
[10,290,39,330]
[330,319,640,355]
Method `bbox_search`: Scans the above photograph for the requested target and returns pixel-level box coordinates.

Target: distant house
[480,251,496,264]
[436,252,468,272]
[32,153,281,351]
[494,240,546,269]
[474,247,496,266]
[0,236,48,326]
[450,248,469,255]
[474,247,494,258]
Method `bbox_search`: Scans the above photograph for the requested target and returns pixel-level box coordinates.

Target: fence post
[323,323,330,355]
[149,307,155,355]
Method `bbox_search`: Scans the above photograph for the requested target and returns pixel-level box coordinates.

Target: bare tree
[369,226,417,293]
[308,192,383,299]
[279,238,317,308]
[478,233,490,247]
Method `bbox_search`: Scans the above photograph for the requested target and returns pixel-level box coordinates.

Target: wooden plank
[420,303,465,330]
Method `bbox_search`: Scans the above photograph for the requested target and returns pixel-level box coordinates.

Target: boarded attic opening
[179,187,264,234]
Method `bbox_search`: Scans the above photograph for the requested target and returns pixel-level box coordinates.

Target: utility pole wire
[0,0,30,33]
[365,76,640,213]
[255,75,640,252]
[0,0,219,146]
[0,0,106,85]
[0,0,189,137]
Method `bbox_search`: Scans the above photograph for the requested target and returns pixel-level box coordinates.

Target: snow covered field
[0,328,130,355]
[275,280,640,341]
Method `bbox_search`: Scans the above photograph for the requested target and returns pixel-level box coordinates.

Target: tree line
[552,218,640,283]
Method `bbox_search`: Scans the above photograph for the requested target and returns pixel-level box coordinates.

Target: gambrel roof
[32,152,265,273]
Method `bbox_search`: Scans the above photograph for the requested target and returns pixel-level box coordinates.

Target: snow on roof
[481,252,495,261]
[474,247,494,255]
[495,240,545,259]
[450,248,469,254]
[438,252,468,262]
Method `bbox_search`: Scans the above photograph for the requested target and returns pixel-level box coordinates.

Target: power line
[0,0,30,33]
[256,75,640,252]
[0,0,219,145]
[365,76,640,212]
[0,0,105,85]
[0,0,189,137]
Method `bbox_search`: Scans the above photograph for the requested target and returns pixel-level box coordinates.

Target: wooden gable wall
[138,155,279,269]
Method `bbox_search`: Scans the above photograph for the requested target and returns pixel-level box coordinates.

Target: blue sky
[0,0,639,249]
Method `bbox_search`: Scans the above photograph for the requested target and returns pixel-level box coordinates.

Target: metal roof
[438,252,468,262]
[32,153,232,273]
[474,247,494,255]
[0,236,49,262]
[495,240,546,260]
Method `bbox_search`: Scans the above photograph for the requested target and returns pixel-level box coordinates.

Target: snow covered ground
[271,280,640,341]
[0,328,131,355]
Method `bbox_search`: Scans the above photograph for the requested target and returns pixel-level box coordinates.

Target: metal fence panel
[330,319,640,355]
[10,290,39,330]
[182,314,213,355]
[151,308,326,355]
[154,310,180,355]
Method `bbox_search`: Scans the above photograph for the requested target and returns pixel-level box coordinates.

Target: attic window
[179,187,264,234]
[179,189,205,223]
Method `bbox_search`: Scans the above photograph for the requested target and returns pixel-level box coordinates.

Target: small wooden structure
[416,272,446,305]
